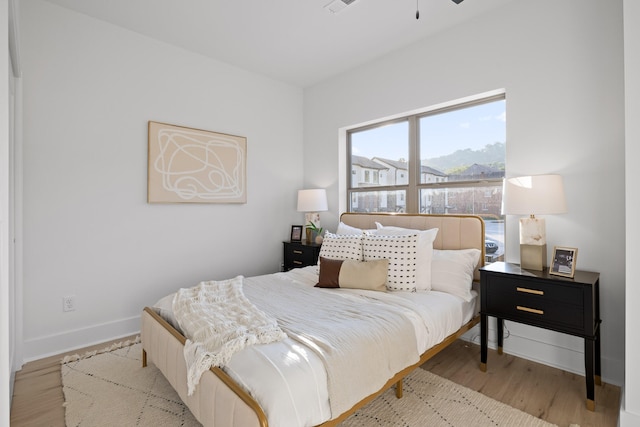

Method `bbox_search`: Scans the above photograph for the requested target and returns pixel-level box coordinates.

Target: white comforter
[240,271,419,417]
[155,266,477,427]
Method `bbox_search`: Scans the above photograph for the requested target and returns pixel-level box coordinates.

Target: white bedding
[153,266,478,427]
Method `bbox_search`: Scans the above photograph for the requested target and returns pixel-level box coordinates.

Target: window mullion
[406,116,418,213]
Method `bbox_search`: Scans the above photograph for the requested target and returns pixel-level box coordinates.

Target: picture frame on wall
[147,121,247,204]
[550,246,578,278]
[290,225,303,242]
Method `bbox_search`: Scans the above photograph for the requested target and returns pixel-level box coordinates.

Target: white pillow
[318,231,364,262]
[336,221,374,235]
[373,223,438,291]
[431,249,481,302]
[363,233,419,292]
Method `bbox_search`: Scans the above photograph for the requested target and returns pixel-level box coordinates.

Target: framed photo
[290,225,303,242]
[550,246,578,278]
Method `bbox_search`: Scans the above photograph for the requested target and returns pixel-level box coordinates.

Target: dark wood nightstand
[480,261,601,410]
[283,241,321,271]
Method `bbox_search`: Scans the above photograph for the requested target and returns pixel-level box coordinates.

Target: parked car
[485,240,499,254]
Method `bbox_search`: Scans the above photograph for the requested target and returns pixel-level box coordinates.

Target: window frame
[346,94,505,215]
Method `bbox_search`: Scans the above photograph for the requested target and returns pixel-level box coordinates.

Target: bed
[141,212,485,427]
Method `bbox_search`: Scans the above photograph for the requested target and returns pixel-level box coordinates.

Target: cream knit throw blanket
[173,276,287,395]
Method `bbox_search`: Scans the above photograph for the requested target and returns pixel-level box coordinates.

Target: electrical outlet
[63,295,76,312]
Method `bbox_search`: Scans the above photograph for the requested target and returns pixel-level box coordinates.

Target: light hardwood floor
[422,340,620,427]
[10,337,620,427]
[10,335,139,427]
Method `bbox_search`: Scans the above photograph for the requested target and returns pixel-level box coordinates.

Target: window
[347,94,506,262]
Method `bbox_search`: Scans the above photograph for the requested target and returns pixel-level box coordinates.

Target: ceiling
[43,0,514,88]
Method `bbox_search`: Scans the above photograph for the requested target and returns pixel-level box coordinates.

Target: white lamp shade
[297,189,328,212]
[502,174,567,216]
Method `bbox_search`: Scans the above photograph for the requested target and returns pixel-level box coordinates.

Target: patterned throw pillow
[373,224,439,291]
[363,234,419,292]
[318,232,364,263]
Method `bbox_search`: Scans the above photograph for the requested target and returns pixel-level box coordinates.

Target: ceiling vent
[324,0,357,14]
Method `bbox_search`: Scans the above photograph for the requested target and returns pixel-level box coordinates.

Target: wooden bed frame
[141,213,485,427]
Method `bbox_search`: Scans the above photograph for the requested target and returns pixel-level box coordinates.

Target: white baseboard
[619,388,640,427]
[619,409,640,427]
[22,315,141,363]
[9,369,15,408]
[461,321,623,387]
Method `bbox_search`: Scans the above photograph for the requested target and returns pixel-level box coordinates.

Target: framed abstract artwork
[148,121,247,203]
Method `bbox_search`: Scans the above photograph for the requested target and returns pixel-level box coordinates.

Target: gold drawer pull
[293,260,303,265]
[293,250,303,254]
[517,287,544,296]
[517,306,544,315]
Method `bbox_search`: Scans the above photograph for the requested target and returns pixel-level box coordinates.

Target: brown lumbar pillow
[316,257,389,292]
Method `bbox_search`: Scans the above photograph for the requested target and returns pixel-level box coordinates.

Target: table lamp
[502,174,567,270]
[297,189,328,243]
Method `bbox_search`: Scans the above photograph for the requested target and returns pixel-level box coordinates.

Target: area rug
[61,338,558,427]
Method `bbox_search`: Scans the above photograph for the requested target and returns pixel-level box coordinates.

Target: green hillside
[425,142,505,174]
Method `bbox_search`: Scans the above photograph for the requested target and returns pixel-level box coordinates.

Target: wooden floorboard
[11,337,620,427]
[10,335,138,427]
[421,340,620,427]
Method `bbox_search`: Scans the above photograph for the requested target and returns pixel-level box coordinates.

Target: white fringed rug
[61,339,559,427]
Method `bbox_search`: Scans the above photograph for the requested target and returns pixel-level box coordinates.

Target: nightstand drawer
[285,247,315,266]
[486,274,583,305]
[484,290,584,331]
[283,241,321,270]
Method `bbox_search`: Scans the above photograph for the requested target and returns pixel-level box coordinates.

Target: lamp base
[304,212,320,244]
[520,244,547,271]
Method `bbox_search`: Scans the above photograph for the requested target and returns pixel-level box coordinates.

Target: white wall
[304,0,625,386]
[19,0,304,360]
[622,0,640,424]
[1,0,11,423]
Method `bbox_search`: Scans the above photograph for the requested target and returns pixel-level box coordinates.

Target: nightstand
[479,261,601,411]
[283,241,321,271]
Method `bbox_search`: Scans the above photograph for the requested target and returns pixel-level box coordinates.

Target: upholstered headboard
[339,212,486,281]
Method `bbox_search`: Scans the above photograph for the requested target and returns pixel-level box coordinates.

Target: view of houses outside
[348,98,506,261]
[350,158,504,216]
